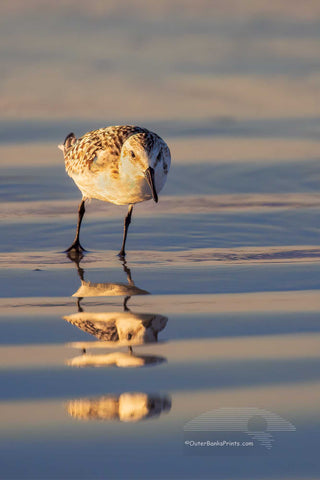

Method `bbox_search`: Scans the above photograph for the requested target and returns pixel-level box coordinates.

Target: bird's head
[120,132,164,203]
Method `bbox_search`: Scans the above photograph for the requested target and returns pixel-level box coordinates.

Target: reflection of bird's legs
[120,251,135,289]
[75,260,85,282]
[122,262,134,286]
[77,297,84,312]
[119,204,133,258]
[67,249,85,282]
[68,250,86,312]
[65,199,87,254]
[123,295,131,311]
[128,346,133,355]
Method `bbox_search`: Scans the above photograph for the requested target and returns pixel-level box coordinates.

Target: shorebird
[59,125,171,257]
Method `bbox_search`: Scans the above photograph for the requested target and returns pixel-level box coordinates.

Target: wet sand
[1,148,320,478]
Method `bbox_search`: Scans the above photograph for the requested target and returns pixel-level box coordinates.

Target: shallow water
[1,140,320,478]
[2,2,320,479]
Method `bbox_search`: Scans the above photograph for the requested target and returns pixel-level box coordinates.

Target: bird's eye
[130,151,135,159]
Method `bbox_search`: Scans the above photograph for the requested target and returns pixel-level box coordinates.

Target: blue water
[1,3,320,479]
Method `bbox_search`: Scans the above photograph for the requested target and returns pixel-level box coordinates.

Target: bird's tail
[58,132,76,154]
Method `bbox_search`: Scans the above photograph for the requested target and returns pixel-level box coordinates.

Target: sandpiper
[59,125,171,257]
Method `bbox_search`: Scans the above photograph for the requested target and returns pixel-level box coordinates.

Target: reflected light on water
[67,392,171,423]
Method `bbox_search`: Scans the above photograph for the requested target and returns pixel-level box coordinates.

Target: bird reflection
[67,351,166,368]
[71,254,149,311]
[65,311,168,347]
[65,256,168,367]
[67,392,171,422]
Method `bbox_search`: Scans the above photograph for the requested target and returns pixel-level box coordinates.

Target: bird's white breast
[70,162,168,206]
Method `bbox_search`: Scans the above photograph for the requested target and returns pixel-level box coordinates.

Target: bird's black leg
[65,199,87,254]
[119,204,133,258]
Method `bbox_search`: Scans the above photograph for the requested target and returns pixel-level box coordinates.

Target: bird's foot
[65,241,87,254]
[118,249,126,260]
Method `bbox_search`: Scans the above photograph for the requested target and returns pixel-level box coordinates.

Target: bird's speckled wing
[65,316,120,342]
[64,125,147,177]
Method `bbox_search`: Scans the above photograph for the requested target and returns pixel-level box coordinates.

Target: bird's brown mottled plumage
[67,317,119,342]
[64,125,149,177]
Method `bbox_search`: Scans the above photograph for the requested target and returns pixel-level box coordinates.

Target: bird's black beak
[144,167,158,203]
